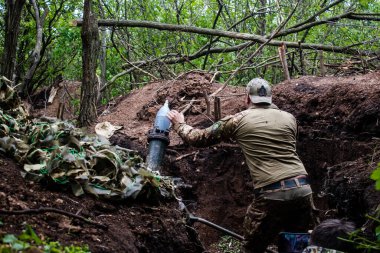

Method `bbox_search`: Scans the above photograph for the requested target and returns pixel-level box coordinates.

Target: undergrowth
[342,162,380,252]
[0,225,89,253]
[213,236,241,253]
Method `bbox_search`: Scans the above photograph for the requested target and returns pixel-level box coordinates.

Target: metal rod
[188,214,245,241]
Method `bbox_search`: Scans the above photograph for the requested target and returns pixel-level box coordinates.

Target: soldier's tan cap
[246,78,272,104]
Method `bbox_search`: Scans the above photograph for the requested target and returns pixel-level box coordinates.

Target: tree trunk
[319,50,326,76]
[22,0,47,98]
[1,0,26,80]
[79,0,100,127]
[97,2,107,103]
[256,0,266,77]
[258,0,266,36]
[98,27,107,103]
[278,44,290,81]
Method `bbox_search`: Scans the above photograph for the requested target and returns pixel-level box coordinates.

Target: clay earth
[1,71,379,252]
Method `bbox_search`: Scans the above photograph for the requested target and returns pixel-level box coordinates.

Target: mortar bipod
[179,200,244,241]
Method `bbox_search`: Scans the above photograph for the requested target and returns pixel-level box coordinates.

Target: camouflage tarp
[0,79,173,200]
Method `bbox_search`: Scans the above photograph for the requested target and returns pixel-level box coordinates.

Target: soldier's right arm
[173,112,246,147]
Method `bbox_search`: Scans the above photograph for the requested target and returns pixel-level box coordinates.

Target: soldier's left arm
[173,113,244,147]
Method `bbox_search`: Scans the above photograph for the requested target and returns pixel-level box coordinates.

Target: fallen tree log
[72,19,378,56]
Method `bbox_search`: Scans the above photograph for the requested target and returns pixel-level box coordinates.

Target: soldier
[167,78,314,253]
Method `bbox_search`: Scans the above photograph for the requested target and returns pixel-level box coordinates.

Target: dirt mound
[100,71,380,248]
[274,73,380,137]
[99,72,244,146]
[5,71,380,251]
[0,154,203,252]
[30,80,81,120]
[272,73,380,229]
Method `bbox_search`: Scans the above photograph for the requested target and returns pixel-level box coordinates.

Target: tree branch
[277,12,380,38]
[210,0,301,96]
[276,12,352,37]
[202,2,223,70]
[121,35,378,73]
[0,207,108,229]
[73,19,378,56]
[289,0,345,29]
[346,14,380,21]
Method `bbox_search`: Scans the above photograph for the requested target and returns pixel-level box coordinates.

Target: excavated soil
[2,71,380,252]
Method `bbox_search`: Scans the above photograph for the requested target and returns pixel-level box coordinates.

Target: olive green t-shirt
[174,104,307,188]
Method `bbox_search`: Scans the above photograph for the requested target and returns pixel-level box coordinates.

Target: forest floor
[1,71,379,252]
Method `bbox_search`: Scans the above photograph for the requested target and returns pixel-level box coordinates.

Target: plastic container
[154,100,171,131]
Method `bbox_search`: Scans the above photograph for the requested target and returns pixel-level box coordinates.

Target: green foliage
[2,0,380,102]
[0,225,90,253]
[342,214,380,252]
[213,236,241,253]
[370,163,380,190]
[341,162,380,252]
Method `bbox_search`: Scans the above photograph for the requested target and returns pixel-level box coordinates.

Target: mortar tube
[146,128,169,171]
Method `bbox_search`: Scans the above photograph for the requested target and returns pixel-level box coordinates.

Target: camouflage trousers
[242,187,314,253]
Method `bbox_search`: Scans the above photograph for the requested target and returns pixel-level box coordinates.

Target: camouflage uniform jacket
[173,103,307,188]
[302,246,345,253]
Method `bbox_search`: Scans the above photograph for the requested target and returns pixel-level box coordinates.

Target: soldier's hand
[167,110,185,124]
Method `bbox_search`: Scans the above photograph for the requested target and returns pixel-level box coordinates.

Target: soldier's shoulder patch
[211,121,222,133]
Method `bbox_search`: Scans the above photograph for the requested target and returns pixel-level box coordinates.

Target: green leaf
[2,234,17,244]
[371,164,380,190]
[11,241,30,251]
[376,181,380,191]
[359,0,369,8]
[371,166,380,180]
[26,225,43,245]
[376,225,380,239]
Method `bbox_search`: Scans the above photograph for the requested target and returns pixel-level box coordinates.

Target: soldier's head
[246,78,272,105]
[310,219,356,252]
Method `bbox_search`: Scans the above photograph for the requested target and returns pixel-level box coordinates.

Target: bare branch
[101,66,138,92]
[73,19,378,56]
[202,2,223,69]
[290,0,345,29]
[210,0,301,97]
[347,14,380,21]
[276,12,352,37]
[0,207,108,229]
[180,97,196,114]
[0,76,13,85]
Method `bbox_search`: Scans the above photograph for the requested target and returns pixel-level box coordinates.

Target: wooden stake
[48,86,59,104]
[214,97,221,121]
[278,44,290,81]
[319,50,326,76]
[298,42,306,75]
[203,91,211,116]
[57,102,65,120]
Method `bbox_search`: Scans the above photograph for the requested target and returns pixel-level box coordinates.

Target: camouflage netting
[0,79,173,200]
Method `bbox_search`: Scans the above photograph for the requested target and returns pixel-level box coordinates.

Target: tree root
[0,207,108,229]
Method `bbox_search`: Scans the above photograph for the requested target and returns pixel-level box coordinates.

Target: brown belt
[255,176,309,194]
